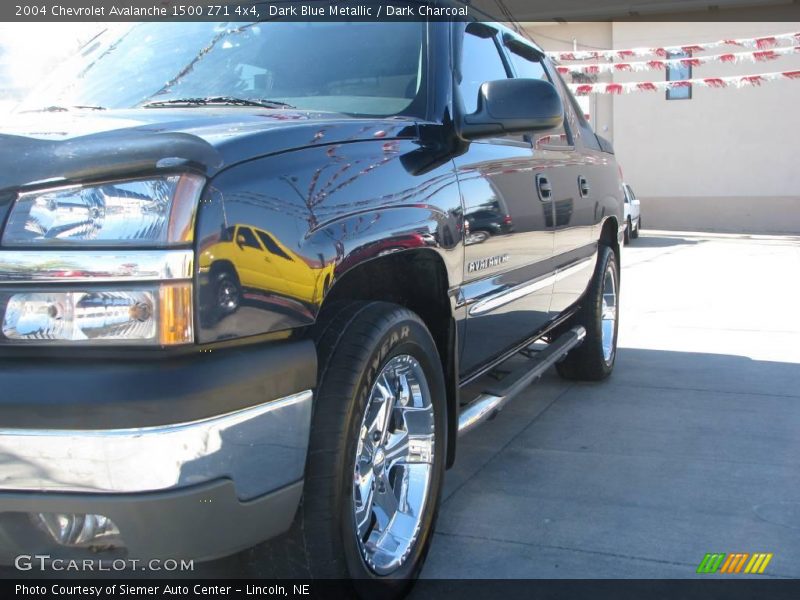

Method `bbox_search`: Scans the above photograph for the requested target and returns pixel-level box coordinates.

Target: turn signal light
[159,283,194,346]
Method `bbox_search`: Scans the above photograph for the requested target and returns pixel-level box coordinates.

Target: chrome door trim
[469,272,557,316]
[469,252,597,317]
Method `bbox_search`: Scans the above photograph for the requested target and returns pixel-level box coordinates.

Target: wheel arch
[600,215,621,266]
[319,249,460,468]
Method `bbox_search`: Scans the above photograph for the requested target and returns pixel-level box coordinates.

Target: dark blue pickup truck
[0,14,623,596]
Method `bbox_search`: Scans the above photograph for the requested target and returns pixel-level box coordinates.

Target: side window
[256,230,293,261]
[459,26,509,115]
[236,226,261,250]
[505,40,570,150]
[548,62,608,151]
[551,67,592,132]
[505,43,548,82]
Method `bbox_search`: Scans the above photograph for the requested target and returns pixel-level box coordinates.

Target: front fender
[194,139,463,344]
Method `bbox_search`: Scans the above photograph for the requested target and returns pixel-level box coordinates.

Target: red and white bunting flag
[548,31,800,62]
[568,70,800,95]
[555,45,800,76]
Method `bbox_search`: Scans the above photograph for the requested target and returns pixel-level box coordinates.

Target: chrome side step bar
[457,326,586,436]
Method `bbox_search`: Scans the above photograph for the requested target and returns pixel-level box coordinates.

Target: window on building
[666,50,692,100]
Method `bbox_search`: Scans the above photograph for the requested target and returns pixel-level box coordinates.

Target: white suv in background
[623,183,642,244]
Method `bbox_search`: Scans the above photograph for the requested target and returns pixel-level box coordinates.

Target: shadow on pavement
[628,234,702,249]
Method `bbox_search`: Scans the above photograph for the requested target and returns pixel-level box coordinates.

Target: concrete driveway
[7,231,796,582]
[420,231,800,579]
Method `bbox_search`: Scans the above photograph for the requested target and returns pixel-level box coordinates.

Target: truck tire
[624,218,631,245]
[259,301,447,597]
[631,217,640,239]
[556,245,619,381]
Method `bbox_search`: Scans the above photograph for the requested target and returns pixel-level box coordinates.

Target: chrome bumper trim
[0,249,194,284]
[0,390,313,500]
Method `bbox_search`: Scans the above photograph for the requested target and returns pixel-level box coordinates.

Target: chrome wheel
[601,263,617,363]
[352,354,435,575]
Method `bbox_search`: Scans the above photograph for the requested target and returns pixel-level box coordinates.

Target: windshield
[17,21,427,117]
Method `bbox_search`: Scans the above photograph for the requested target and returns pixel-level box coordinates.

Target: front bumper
[0,340,316,563]
[0,389,311,498]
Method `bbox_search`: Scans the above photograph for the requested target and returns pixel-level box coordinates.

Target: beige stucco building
[524,21,800,234]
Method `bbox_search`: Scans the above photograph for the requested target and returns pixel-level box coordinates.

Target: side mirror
[236,234,246,248]
[460,78,564,141]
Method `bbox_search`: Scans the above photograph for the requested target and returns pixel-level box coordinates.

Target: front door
[457,24,561,377]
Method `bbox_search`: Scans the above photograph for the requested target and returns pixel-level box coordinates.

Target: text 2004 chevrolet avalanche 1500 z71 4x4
[0,16,624,596]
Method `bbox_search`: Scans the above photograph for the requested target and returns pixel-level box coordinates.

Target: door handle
[536,174,552,201]
[578,176,590,198]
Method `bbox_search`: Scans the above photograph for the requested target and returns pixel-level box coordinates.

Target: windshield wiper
[21,105,107,113]
[142,96,295,109]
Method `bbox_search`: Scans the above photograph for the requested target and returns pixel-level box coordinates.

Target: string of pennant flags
[547,31,800,61]
[556,45,800,76]
[554,30,800,95]
[567,70,800,95]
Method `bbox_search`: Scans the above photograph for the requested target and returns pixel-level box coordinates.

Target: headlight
[1,283,193,346]
[2,174,204,247]
[0,174,202,347]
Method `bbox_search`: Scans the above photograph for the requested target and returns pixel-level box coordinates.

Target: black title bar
[5,579,800,600]
[4,0,800,22]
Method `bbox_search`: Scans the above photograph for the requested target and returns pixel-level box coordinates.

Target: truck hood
[0,108,418,193]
